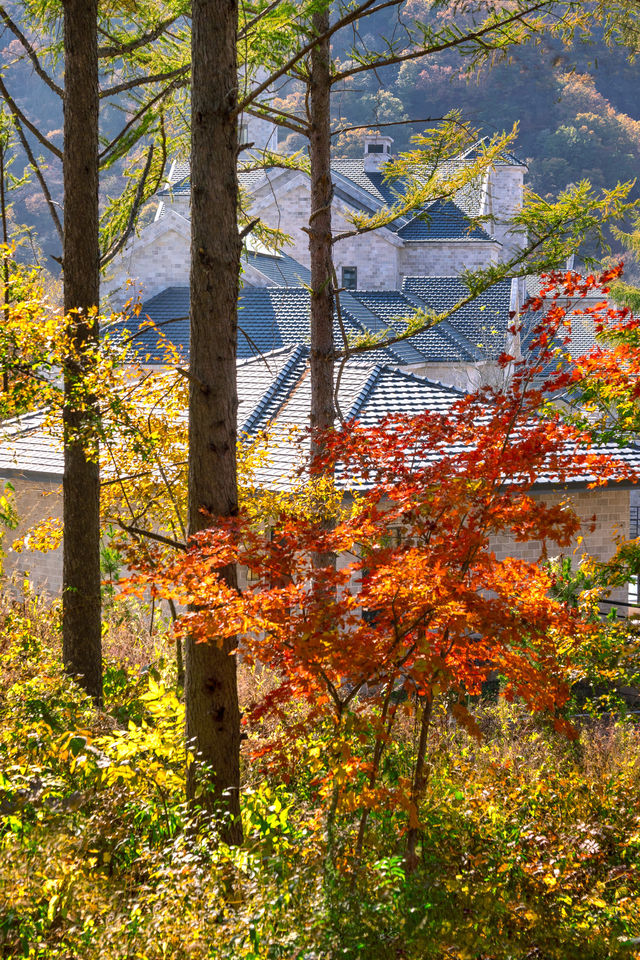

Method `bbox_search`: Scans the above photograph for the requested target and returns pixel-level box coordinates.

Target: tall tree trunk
[62,0,102,706]
[186,0,242,844]
[308,8,337,581]
[308,8,334,455]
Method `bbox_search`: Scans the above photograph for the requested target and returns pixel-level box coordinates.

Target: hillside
[3,13,640,275]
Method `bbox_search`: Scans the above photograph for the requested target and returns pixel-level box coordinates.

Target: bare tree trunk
[308,8,334,456]
[1,142,9,393]
[186,0,242,845]
[62,0,102,706]
[405,692,433,872]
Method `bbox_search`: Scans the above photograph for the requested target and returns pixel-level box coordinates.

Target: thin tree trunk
[186,0,242,845]
[307,8,337,582]
[62,0,102,706]
[308,7,334,456]
[405,691,433,872]
[1,143,9,393]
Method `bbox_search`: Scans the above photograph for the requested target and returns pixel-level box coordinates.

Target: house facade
[102,121,526,307]
[0,347,636,605]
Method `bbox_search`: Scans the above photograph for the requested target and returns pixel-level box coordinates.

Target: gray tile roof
[397,199,494,243]
[1,346,638,494]
[244,249,311,286]
[0,411,63,480]
[401,276,513,360]
[161,154,495,239]
[347,290,474,363]
[110,275,514,367]
[110,286,404,365]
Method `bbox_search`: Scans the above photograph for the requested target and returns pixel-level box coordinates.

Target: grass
[0,589,639,959]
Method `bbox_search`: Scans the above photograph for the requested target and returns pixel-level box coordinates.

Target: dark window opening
[367,143,384,153]
[342,266,357,290]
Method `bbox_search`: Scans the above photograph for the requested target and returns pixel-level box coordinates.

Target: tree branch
[0,75,62,160]
[11,115,63,243]
[100,64,189,100]
[236,0,391,115]
[334,2,555,82]
[238,0,285,40]
[0,5,63,97]
[116,518,186,551]
[98,16,184,59]
[100,139,162,269]
[99,77,185,165]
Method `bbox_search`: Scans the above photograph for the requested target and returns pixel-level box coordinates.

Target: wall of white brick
[2,478,63,594]
[103,155,527,307]
[491,486,630,605]
[399,240,501,278]
[485,165,527,256]
[103,223,191,308]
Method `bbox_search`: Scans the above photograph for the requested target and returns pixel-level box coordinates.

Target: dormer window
[367,143,385,154]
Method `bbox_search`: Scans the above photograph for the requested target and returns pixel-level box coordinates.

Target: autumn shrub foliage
[136,270,637,867]
[0,594,639,959]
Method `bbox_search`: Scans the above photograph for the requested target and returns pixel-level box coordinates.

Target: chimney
[363,134,394,173]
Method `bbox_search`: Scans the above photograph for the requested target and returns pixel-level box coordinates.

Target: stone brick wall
[333,230,400,290]
[5,477,630,606]
[491,486,630,605]
[399,240,501,278]
[485,165,527,256]
[2,477,63,594]
[102,221,191,308]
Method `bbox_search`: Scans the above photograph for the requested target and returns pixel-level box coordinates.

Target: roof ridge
[377,364,468,397]
[241,344,308,433]
[400,289,483,363]
[339,291,426,365]
[344,364,383,421]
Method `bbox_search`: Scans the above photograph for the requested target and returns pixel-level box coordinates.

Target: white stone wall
[485,165,527,256]
[399,240,501,278]
[104,156,527,305]
[102,223,190,309]
[2,477,63,594]
[333,229,400,290]
[491,486,630,605]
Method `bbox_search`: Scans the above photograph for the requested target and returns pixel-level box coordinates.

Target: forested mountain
[4,7,640,273]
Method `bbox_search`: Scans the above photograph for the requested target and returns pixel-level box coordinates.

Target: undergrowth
[0,591,638,959]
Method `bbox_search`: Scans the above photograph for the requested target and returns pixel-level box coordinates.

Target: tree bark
[405,691,433,872]
[186,0,242,844]
[62,0,102,706]
[308,8,334,455]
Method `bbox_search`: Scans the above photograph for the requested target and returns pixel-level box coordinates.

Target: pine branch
[99,77,185,165]
[100,64,189,99]
[334,1,559,81]
[98,16,184,59]
[0,5,62,97]
[0,76,62,160]
[100,138,163,269]
[10,115,62,244]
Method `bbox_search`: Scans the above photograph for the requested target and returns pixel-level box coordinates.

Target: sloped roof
[347,290,475,363]
[0,411,63,480]
[110,286,405,365]
[397,199,494,242]
[1,346,639,492]
[112,273,516,368]
[401,276,513,360]
[244,249,311,286]
[162,153,496,241]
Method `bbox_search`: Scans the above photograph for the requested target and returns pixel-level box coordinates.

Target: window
[342,266,357,290]
[367,143,384,154]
